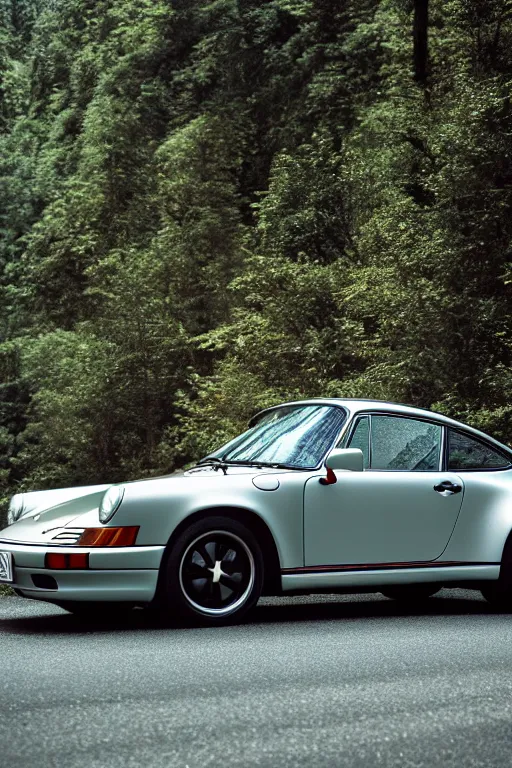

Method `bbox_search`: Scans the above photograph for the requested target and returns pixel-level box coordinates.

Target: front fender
[113,472,309,569]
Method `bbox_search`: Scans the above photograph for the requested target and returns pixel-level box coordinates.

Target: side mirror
[326,448,364,472]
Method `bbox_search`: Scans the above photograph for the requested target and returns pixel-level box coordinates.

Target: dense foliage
[1,0,512,517]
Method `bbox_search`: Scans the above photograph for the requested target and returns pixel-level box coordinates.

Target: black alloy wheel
[179,531,254,615]
[481,536,512,610]
[160,516,264,625]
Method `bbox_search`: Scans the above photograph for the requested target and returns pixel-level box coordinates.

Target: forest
[1,0,512,520]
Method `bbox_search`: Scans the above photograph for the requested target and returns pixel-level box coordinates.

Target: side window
[371,416,441,471]
[447,430,510,470]
[346,417,370,469]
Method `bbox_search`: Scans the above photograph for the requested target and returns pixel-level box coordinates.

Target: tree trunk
[413,0,429,85]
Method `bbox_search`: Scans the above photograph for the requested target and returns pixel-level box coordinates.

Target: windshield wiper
[196,457,229,475]
[213,459,304,470]
[197,458,305,472]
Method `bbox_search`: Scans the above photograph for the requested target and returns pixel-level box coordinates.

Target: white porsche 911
[1,399,512,625]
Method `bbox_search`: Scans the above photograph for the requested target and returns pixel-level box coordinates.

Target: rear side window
[447,430,510,470]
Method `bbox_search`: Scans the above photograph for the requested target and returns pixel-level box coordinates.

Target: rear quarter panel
[441,469,512,562]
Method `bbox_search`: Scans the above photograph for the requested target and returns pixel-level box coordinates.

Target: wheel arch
[480,526,512,606]
[498,527,512,569]
[158,506,282,596]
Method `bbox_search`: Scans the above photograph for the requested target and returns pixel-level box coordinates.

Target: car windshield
[204,405,347,469]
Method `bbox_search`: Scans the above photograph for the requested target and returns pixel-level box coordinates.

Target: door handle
[433,480,462,495]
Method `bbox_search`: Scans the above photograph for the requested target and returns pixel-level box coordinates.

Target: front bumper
[0,541,166,603]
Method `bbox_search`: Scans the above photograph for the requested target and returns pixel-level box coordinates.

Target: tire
[481,536,512,610]
[380,585,441,602]
[55,601,135,618]
[157,516,264,626]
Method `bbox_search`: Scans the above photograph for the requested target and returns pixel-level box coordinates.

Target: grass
[0,584,14,597]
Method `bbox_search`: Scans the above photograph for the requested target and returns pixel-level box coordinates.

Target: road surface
[1,590,511,767]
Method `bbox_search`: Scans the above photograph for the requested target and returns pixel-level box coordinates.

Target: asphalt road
[1,591,512,768]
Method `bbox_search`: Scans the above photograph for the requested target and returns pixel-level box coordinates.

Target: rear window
[447,430,510,471]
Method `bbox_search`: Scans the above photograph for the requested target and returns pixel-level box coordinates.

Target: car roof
[251,398,512,453]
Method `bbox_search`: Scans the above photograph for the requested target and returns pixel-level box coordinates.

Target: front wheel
[157,516,264,626]
[381,585,441,602]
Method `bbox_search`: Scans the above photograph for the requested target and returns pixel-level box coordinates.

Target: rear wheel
[157,516,264,626]
[481,536,512,610]
[380,585,441,602]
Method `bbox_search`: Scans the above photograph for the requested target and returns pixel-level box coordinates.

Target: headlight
[99,485,124,524]
[7,494,25,526]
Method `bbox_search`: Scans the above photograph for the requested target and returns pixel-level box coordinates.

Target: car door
[304,413,465,566]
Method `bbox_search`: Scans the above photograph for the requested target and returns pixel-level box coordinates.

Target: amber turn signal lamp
[76,527,139,547]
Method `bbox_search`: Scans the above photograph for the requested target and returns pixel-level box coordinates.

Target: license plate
[0,552,13,583]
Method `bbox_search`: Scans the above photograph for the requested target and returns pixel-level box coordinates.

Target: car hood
[0,465,285,544]
[0,485,109,545]
[9,484,110,523]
